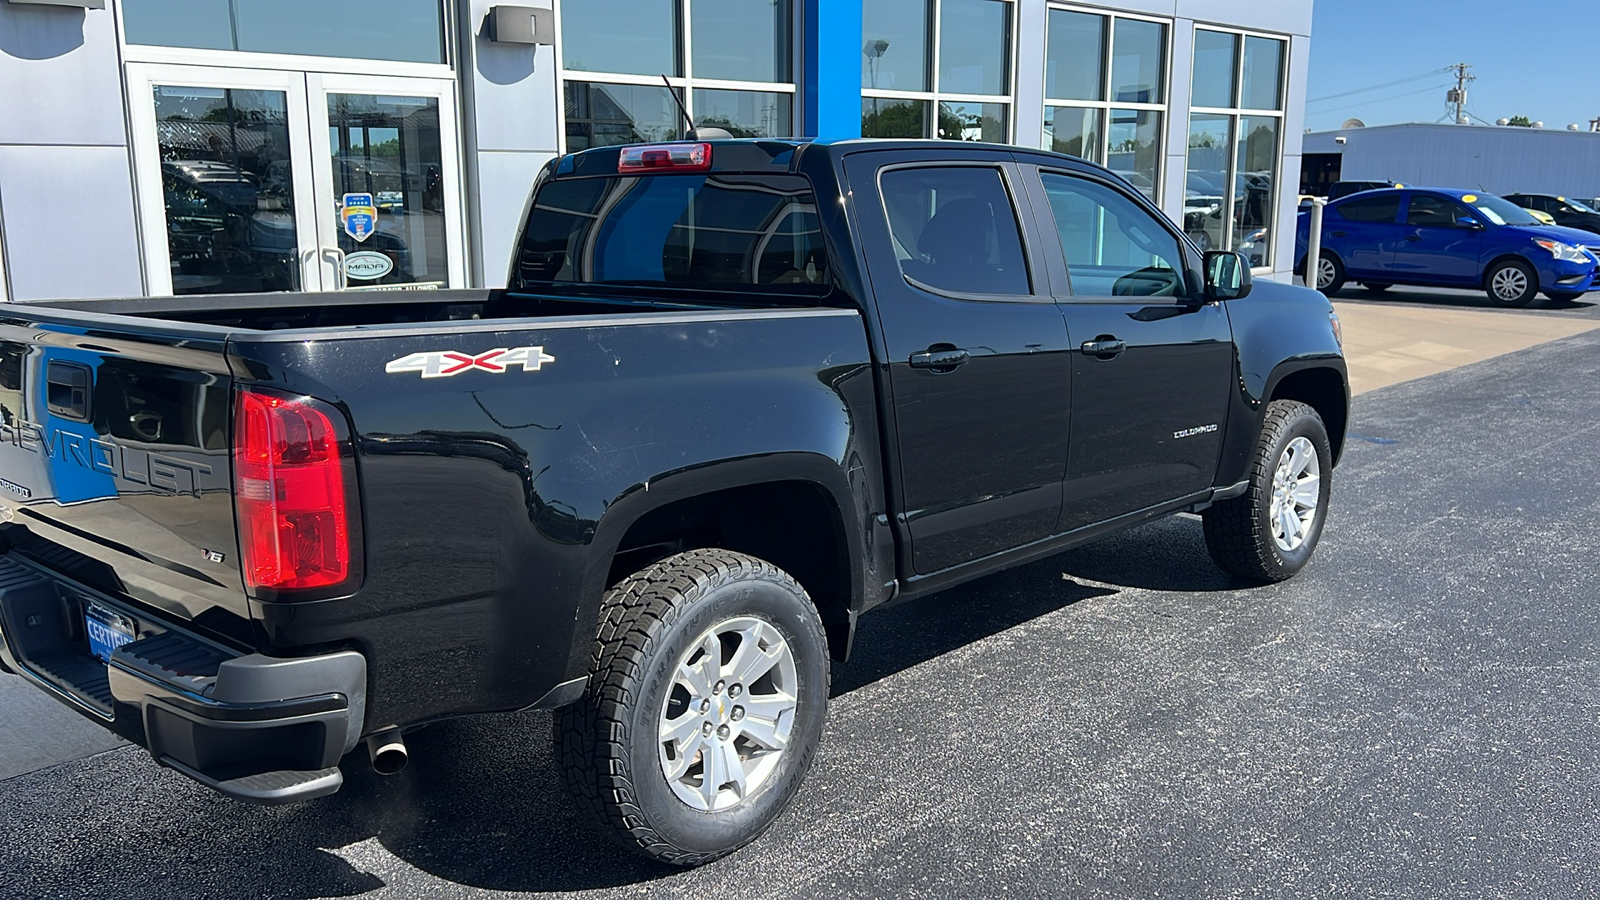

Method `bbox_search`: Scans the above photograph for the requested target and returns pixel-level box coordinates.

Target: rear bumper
[0,554,366,804]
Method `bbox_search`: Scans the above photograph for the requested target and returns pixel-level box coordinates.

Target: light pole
[863,39,889,135]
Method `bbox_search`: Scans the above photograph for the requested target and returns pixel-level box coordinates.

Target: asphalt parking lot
[4,311,1600,899]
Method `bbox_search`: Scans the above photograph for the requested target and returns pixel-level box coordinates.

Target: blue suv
[1297,188,1600,306]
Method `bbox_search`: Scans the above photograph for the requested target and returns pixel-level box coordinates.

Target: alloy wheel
[1491,266,1529,302]
[1316,257,1337,290]
[658,616,798,812]
[1269,436,1321,553]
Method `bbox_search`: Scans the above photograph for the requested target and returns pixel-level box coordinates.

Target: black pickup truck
[0,139,1346,865]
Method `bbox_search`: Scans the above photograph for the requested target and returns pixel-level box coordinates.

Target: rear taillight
[234,389,353,592]
[618,142,712,172]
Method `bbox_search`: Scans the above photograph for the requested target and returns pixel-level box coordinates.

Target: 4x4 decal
[385,346,555,379]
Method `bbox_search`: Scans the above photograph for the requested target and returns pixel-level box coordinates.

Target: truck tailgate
[0,320,246,635]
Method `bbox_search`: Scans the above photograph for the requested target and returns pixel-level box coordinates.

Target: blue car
[1297,188,1600,306]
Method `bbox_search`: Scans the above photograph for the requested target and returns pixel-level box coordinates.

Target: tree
[1506,115,1534,128]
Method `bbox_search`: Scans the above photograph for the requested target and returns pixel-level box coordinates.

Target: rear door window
[878,166,1032,296]
[1337,194,1401,223]
[515,173,830,295]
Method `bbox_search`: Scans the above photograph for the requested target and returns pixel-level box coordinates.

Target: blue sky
[1306,0,1595,133]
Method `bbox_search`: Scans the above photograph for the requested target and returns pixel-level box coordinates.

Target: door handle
[322,247,348,290]
[1329,230,1347,237]
[1081,338,1127,359]
[908,347,970,372]
[1405,232,1422,242]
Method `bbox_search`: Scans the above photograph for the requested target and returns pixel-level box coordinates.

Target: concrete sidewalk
[1334,301,1600,395]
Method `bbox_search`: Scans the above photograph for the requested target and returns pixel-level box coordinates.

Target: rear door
[1391,192,1484,285]
[1326,192,1403,278]
[1021,162,1234,532]
[0,317,247,629]
[844,149,1073,576]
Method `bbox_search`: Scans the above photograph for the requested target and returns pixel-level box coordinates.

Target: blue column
[803,0,862,140]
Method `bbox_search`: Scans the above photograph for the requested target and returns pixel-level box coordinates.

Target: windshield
[1464,194,1538,227]
[514,173,831,296]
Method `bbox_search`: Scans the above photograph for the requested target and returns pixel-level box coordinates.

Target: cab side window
[878,167,1031,296]
[1039,171,1187,298]
[1337,194,1401,223]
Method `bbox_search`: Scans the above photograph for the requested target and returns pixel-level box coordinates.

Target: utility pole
[1589,116,1600,134]
[1446,63,1475,124]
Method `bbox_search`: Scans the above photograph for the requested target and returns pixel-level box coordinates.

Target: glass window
[862,0,930,92]
[1191,29,1237,109]
[1336,195,1401,223]
[1231,115,1278,261]
[124,0,447,64]
[694,90,793,138]
[1185,114,1232,251]
[692,0,792,83]
[1110,18,1165,104]
[939,0,1010,96]
[1240,36,1284,110]
[564,83,682,151]
[122,0,232,51]
[1108,109,1161,200]
[1040,172,1186,298]
[1405,194,1468,228]
[863,98,929,138]
[938,101,1008,142]
[516,174,830,295]
[560,0,679,77]
[1045,106,1103,163]
[1045,10,1104,102]
[152,87,300,294]
[879,167,1030,295]
[327,94,449,288]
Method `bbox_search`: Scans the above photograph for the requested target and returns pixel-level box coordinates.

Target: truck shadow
[0,518,1241,898]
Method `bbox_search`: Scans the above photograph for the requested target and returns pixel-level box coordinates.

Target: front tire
[1485,259,1538,307]
[555,550,830,866]
[1202,400,1333,583]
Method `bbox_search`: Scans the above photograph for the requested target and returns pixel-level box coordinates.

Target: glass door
[128,64,322,296]
[307,74,465,292]
[129,66,466,296]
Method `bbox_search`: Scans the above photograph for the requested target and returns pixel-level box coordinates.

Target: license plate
[85,604,137,663]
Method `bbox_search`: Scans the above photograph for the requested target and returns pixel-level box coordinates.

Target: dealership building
[0,0,1311,303]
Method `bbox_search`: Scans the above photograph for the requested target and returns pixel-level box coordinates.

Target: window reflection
[124,0,446,64]
[1192,29,1237,109]
[1241,36,1285,110]
[938,102,1007,142]
[564,83,682,151]
[1110,18,1165,104]
[862,98,929,138]
[1108,109,1161,200]
[938,0,1010,96]
[560,0,679,77]
[692,0,791,83]
[1044,106,1102,162]
[1185,114,1232,253]
[1232,116,1278,266]
[694,90,792,139]
[1045,10,1104,102]
[862,0,930,92]
[153,86,300,295]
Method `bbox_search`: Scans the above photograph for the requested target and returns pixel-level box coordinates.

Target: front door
[1390,192,1484,286]
[844,153,1073,577]
[1026,165,1234,533]
[128,64,465,297]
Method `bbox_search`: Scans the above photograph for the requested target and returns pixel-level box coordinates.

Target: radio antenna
[662,74,694,137]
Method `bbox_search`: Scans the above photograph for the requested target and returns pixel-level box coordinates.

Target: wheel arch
[1267,366,1350,465]
[1482,252,1538,288]
[577,454,864,676]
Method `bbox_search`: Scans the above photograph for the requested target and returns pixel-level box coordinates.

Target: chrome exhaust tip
[366,730,408,776]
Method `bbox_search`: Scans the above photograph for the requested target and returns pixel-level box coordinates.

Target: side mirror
[1458,216,1484,230]
[1204,250,1253,301]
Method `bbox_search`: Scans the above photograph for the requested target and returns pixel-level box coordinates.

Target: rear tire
[1315,251,1346,296]
[1485,259,1538,307]
[555,549,830,866]
[1203,400,1333,584]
